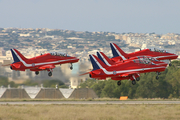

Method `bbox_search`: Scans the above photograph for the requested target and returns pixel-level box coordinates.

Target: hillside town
[0,27,180,88]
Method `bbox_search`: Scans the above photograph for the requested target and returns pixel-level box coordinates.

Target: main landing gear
[116,76,140,86]
[131,77,140,85]
[132,80,136,85]
[131,75,139,85]
[70,63,73,70]
[136,77,140,81]
[48,71,52,77]
[117,81,121,86]
[35,70,53,77]
[35,71,39,75]
[169,59,172,66]
[156,72,160,80]
[47,69,53,77]
[117,76,140,86]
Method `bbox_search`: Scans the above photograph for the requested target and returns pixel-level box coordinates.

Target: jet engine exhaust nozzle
[10,65,12,70]
[89,74,92,78]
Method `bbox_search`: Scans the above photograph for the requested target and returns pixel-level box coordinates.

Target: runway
[0,101,180,105]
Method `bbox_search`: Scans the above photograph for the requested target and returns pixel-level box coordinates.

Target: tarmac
[0,101,180,105]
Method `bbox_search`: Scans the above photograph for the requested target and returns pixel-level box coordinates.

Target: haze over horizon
[0,0,180,34]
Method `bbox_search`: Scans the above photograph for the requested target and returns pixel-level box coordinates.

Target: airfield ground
[0,99,180,120]
[0,104,179,120]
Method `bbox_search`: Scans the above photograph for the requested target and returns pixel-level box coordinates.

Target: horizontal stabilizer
[12,64,21,69]
[91,70,101,75]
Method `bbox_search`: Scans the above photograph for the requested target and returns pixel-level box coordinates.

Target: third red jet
[110,43,178,66]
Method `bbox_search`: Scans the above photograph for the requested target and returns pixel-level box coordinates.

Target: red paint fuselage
[10,49,79,73]
[89,60,166,80]
[11,53,79,71]
[110,43,178,62]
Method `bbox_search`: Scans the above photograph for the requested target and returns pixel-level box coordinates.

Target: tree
[78,79,96,88]
[0,76,9,87]
[42,79,67,88]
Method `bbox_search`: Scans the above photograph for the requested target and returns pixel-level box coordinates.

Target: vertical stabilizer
[97,52,114,66]
[89,54,108,70]
[10,48,28,63]
[110,43,127,60]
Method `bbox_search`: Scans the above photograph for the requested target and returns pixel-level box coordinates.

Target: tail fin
[97,52,115,66]
[89,54,108,70]
[110,43,127,60]
[10,48,28,63]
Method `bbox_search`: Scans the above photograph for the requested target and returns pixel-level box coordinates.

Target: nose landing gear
[35,71,39,75]
[70,63,73,70]
[48,71,52,77]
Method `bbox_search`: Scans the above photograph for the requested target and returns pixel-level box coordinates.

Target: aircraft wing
[120,72,140,77]
[38,64,56,70]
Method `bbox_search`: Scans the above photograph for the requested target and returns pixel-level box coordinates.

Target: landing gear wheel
[48,72,52,77]
[70,66,73,70]
[156,76,159,80]
[132,80,136,85]
[35,71,39,75]
[117,81,121,86]
[136,77,140,81]
[169,63,172,66]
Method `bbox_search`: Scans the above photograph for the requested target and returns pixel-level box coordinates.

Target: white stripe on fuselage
[12,49,78,67]
[112,43,126,60]
[91,55,164,75]
[154,55,177,59]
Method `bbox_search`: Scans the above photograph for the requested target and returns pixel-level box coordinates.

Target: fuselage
[10,53,79,71]
[89,60,166,79]
[110,56,168,67]
[111,49,178,62]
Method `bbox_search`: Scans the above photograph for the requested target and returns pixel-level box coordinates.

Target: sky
[0,0,180,34]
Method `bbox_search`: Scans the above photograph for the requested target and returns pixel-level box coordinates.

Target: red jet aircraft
[97,51,168,67]
[97,51,167,82]
[88,54,166,86]
[9,48,79,76]
[110,43,178,66]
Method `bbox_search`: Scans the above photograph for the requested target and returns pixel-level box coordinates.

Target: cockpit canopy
[149,48,168,53]
[135,56,158,62]
[49,52,70,57]
[133,57,155,65]
[147,57,158,61]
